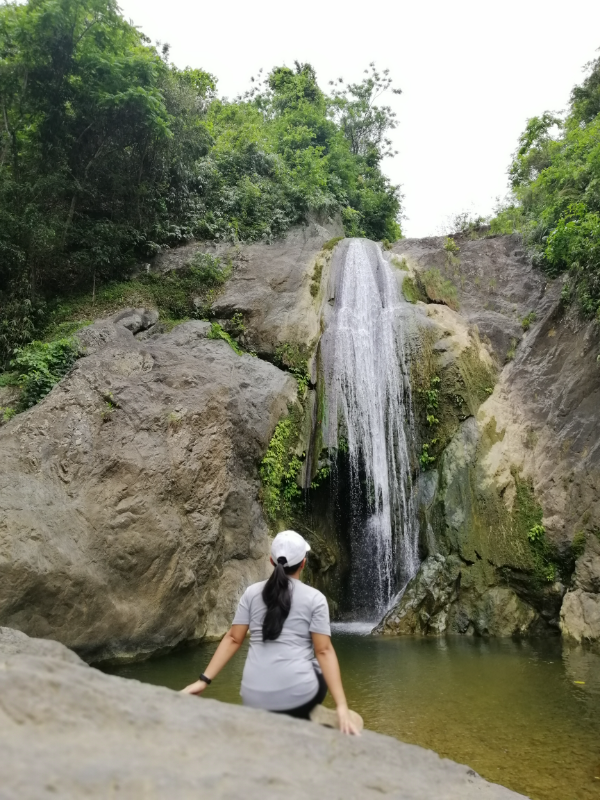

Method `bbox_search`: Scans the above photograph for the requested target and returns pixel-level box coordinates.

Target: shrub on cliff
[491,55,600,320]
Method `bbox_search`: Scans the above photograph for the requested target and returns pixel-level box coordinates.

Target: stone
[0,628,525,800]
[392,233,545,364]
[211,215,344,355]
[560,590,600,646]
[0,316,297,662]
[561,535,600,647]
[375,555,461,636]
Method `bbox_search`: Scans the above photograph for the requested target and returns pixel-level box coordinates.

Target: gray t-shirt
[232,579,331,711]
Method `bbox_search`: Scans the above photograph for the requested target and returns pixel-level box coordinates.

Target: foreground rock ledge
[0,629,525,799]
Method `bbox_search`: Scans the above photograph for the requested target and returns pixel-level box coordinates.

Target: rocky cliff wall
[377,234,600,647]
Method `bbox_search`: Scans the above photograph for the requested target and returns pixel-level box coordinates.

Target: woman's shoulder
[294,580,327,605]
[242,581,267,600]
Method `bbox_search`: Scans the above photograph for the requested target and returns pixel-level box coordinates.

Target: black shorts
[275,670,328,720]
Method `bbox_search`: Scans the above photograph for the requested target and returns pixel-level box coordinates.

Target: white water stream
[321,239,419,618]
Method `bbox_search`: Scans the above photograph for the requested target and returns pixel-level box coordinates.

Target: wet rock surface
[0,628,525,800]
[384,235,600,644]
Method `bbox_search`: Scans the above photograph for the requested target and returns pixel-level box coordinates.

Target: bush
[489,56,600,319]
[12,338,80,409]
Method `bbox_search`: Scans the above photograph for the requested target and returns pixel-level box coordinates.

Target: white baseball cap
[271,530,311,568]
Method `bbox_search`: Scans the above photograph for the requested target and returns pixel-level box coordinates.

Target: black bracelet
[199,673,212,684]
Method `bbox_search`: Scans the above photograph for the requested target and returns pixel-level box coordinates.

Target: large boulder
[0,317,297,662]
[0,628,525,799]
[152,214,344,358]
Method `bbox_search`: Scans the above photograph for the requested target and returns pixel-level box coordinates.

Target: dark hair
[261,556,304,641]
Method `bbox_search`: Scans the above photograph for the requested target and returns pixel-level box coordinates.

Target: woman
[182,530,362,735]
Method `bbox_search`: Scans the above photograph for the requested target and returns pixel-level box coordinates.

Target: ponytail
[262,556,303,641]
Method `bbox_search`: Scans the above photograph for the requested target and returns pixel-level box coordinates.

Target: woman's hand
[336,704,361,735]
[180,679,209,696]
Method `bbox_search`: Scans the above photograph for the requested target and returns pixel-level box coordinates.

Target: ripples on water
[105,634,600,800]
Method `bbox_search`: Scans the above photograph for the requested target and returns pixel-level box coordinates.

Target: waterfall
[321,239,419,619]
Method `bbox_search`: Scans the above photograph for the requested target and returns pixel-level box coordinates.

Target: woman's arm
[311,632,360,735]
[181,624,248,695]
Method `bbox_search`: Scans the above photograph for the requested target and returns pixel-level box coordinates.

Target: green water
[105,630,600,800]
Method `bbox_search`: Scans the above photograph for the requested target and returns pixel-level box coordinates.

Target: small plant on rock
[528,523,546,543]
[419,441,437,468]
[12,338,80,409]
[521,311,537,331]
[443,237,460,255]
[391,255,409,271]
[208,323,244,355]
[0,407,16,424]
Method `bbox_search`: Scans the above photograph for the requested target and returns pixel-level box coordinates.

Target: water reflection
[104,635,600,800]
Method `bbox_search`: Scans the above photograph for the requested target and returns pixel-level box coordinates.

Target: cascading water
[321,238,419,619]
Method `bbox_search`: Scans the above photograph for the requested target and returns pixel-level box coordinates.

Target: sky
[117,0,600,238]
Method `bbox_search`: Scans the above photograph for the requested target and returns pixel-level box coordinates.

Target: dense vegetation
[491,54,600,319]
[0,0,402,368]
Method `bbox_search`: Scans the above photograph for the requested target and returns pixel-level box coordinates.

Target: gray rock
[0,318,297,662]
[375,555,461,636]
[0,628,525,800]
[392,233,545,363]
[561,535,600,647]
[211,216,344,355]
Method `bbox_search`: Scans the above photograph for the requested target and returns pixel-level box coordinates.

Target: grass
[421,268,459,311]
[390,255,409,271]
[402,275,427,304]
[41,253,232,342]
[322,236,344,252]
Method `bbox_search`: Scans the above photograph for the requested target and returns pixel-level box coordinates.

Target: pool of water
[105,634,600,800]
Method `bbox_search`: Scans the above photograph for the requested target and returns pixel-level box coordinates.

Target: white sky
[117,0,600,238]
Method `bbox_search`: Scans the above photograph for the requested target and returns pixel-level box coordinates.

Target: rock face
[0,316,296,661]
[380,234,600,644]
[153,214,344,358]
[0,628,525,800]
[394,233,545,364]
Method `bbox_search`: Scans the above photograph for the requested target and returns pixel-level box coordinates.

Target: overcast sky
[117,0,600,238]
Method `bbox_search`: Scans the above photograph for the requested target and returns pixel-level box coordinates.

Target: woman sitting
[182,530,362,735]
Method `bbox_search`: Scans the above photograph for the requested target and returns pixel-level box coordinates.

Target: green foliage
[310,258,324,298]
[489,55,600,319]
[260,415,303,520]
[521,311,537,331]
[310,465,330,490]
[448,212,490,238]
[418,375,441,412]
[41,258,231,337]
[1,406,16,423]
[506,338,518,361]
[207,323,243,355]
[419,441,437,468]
[229,312,245,336]
[528,523,546,543]
[274,343,310,395]
[572,530,587,559]
[512,471,559,584]
[421,268,459,311]
[12,338,80,408]
[0,2,402,363]
[443,237,460,254]
[0,372,18,387]
[402,275,426,304]
[390,255,409,271]
[322,236,344,251]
